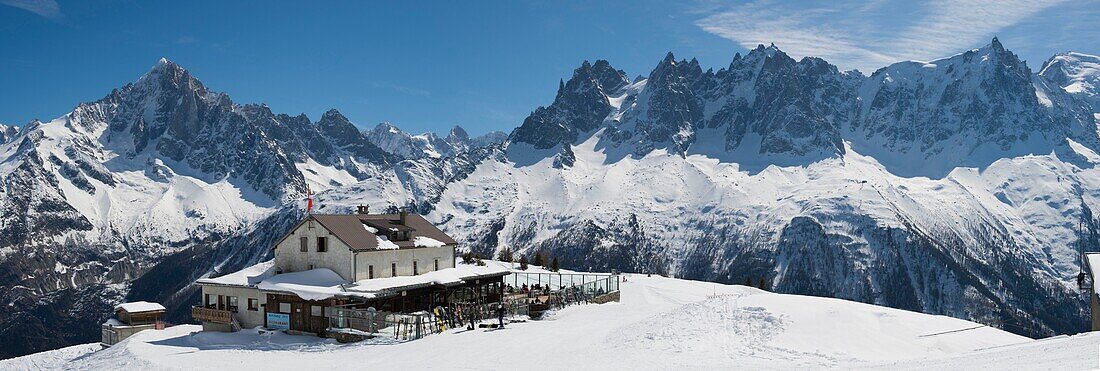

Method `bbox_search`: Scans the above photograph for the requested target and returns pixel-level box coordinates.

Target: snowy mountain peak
[661,51,676,64]
[751,43,781,57]
[319,108,350,123]
[136,57,206,94]
[1038,51,1100,113]
[364,121,502,160]
[447,125,469,141]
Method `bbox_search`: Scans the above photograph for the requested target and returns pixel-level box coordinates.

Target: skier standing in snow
[496,303,505,328]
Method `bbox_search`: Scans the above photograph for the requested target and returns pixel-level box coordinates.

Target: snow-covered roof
[102,318,125,327]
[1086,253,1100,284]
[413,236,446,248]
[252,266,510,301]
[256,268,357,301]
[348,265,511,294]
[278,214,457,251]
[115,301,166,313]
[196,260,276,287]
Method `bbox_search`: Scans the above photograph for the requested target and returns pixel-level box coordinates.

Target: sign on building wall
[267,313,290,330]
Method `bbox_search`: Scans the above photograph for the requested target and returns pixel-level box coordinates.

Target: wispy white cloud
[370,82,431,97]
[695,0,1066,72]
[1,0,62,20]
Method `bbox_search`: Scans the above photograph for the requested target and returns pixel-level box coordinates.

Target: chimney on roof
[399,208,408,225]
[356,205,369,214]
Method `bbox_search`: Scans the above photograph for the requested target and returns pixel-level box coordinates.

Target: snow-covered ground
[5,273,1095,370]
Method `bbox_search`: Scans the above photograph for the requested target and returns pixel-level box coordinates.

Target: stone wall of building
[274,220,356,280]
[354,245,456,281]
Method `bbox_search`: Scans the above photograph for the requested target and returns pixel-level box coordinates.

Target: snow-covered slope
[8,273,1089,370]
[1039,51,1100,114]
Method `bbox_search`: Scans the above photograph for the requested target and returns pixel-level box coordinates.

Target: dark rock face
[89,60,396,201]
[0,284,123,359]
[510,60,629,149]
[855,39,1061,156]
[630,53,706,155]
[709,49,858,157]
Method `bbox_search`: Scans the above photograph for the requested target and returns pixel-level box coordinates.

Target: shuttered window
[299,237,308,252]
[317,237,327,252]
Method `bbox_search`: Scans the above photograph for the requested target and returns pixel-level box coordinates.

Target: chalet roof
[254,266,511,301]
[115,301,165,314]
[1086,253,1100,282]
[196,260,275,287]
[285,213,457,252]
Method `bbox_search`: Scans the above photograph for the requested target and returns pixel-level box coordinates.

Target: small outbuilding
[101,301,166,347]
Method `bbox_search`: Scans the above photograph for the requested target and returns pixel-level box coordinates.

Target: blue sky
[1,1,1097,136]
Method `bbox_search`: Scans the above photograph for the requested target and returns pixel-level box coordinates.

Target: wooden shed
[102,301,166,347]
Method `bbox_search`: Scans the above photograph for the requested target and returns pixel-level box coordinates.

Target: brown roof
[278,213,458,252]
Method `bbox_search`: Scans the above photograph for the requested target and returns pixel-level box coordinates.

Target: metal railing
[503,273,621,319]
[507,272,618,292]
[328,301,529,341]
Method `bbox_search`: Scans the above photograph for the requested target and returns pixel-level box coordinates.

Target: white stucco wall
[274,220,355,281]
[272,217,458,282]
[354,245,456,281]
[199,284,266,329]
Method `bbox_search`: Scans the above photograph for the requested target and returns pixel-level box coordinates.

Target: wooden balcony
[192,306,232,324]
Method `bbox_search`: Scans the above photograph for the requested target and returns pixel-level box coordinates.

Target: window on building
[300,237,308,252]
[413,261,418,275]
[279,303,291,313]
[227,296,239,313]
[368,265,374,279]
[248,298,258,311]
[311,305,322,317]
[317,237,327,252]
[391,263,397,277]
[434,259,439,271]
[205,294,216,308]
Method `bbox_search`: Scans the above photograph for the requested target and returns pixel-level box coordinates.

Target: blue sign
[267,312,290,330]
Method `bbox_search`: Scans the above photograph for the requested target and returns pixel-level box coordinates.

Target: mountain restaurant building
[1084,253,1100,331]
[193,208,509,336]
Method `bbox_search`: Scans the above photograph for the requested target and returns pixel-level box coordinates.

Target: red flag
[306,187,314,213]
